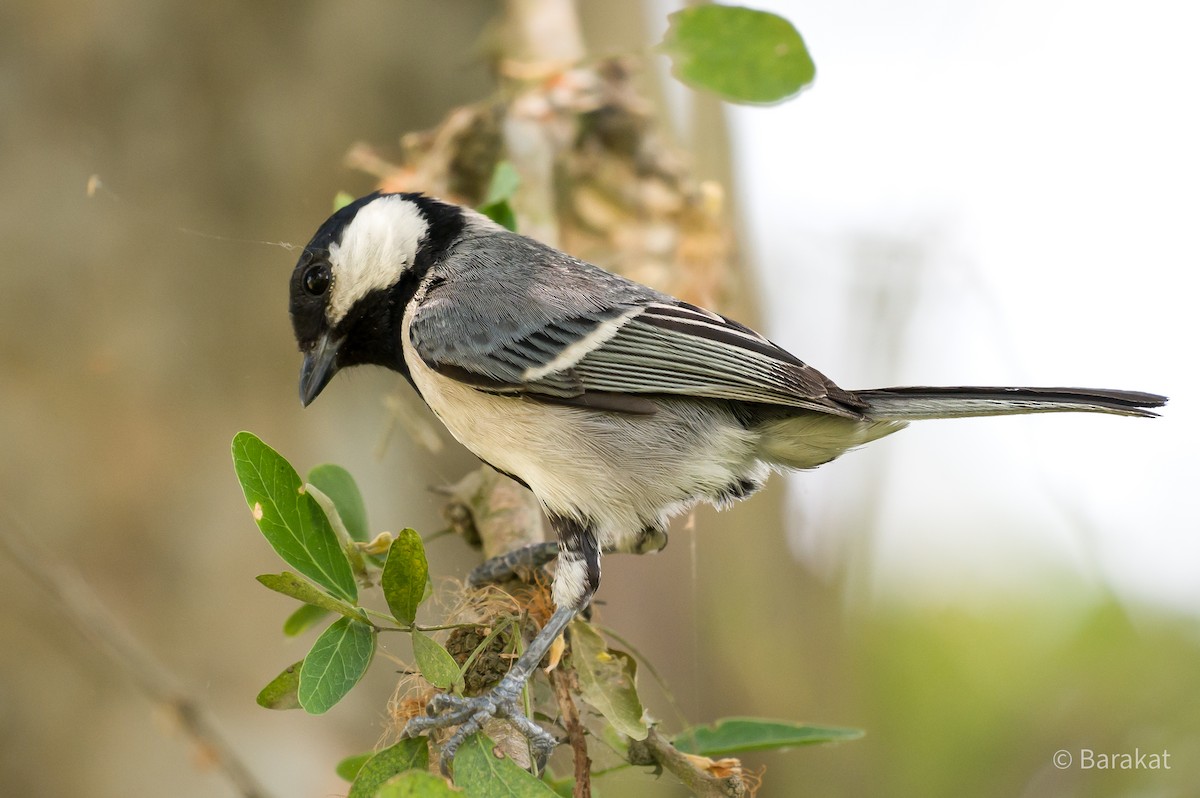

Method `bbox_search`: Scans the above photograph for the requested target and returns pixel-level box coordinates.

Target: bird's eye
[302,263,331,296]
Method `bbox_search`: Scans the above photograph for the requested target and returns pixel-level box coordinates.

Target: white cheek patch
[327,196,429,326]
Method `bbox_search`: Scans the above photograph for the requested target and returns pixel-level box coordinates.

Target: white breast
[400,313,767,552]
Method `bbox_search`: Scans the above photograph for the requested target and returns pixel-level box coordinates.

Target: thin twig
[549,665,591,798]
[629,727,746,798]
[0,515,273,798]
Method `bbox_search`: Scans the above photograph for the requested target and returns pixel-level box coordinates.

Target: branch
[500,0,585,71]
[549,666,592,798]
[0,516,272,798]
[442,466,546,560]
[628,727,747,798]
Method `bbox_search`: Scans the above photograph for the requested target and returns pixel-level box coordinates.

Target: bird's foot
[467,541,559,587]
[402,675,558,774]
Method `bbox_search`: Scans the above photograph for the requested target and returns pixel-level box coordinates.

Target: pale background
[707,0,1198,612]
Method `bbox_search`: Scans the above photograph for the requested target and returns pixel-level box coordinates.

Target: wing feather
[573,315,864,416]
[406,233,863,418]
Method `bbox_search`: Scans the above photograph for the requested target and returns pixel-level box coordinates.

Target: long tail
[855,386,1167,420]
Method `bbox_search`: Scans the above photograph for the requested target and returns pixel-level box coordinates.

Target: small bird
[289,191,1164,768]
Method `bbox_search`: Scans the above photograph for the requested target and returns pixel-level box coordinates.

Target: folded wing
[410,274,865,419]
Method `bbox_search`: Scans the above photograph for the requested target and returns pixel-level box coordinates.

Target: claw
[402,685,556,776]
[401,604,581,775]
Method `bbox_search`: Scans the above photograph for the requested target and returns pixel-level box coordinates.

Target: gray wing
[408,233,865,418]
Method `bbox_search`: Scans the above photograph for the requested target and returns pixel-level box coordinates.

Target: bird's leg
[405,516,601,775]
[468,518,665,593]
[467,541,559,587]
[402,603,579,773]
[468,528,664,590]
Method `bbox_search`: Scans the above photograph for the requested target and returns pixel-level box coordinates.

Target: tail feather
[856,386,1167,420]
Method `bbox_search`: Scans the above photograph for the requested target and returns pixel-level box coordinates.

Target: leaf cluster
[232,432,861,796]
[233,432,435,714]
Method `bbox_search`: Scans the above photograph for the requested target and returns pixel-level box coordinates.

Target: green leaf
[304,482,371,580]
[232,432,357,603]
[381,529,428,627]
[546,777,575,798]
[570,620,648,740]
[478,200,517,232]
[478,160,521,232]
[256,572,363,623]
[375,770,457,798]
[333,191,355,211]
[283,603,333,637]
[346,738,429,798]
[660,6,815,105]
[482,160,520,206]
[335,752,373,782]
[451,733,558,795]
[673,718,864,757]
[255,661,302,710]
[298,616,376,714]
[307,464,369,542]
[411,630,460,690]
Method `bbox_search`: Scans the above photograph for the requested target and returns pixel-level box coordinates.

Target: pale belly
[403,341,767,549]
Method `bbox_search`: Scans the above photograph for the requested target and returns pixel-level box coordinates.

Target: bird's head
[289,192,464,406]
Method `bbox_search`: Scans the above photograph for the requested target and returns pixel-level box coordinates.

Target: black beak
[299,332,342,407]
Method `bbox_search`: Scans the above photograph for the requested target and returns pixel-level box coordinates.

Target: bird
[289,190,1165,769]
